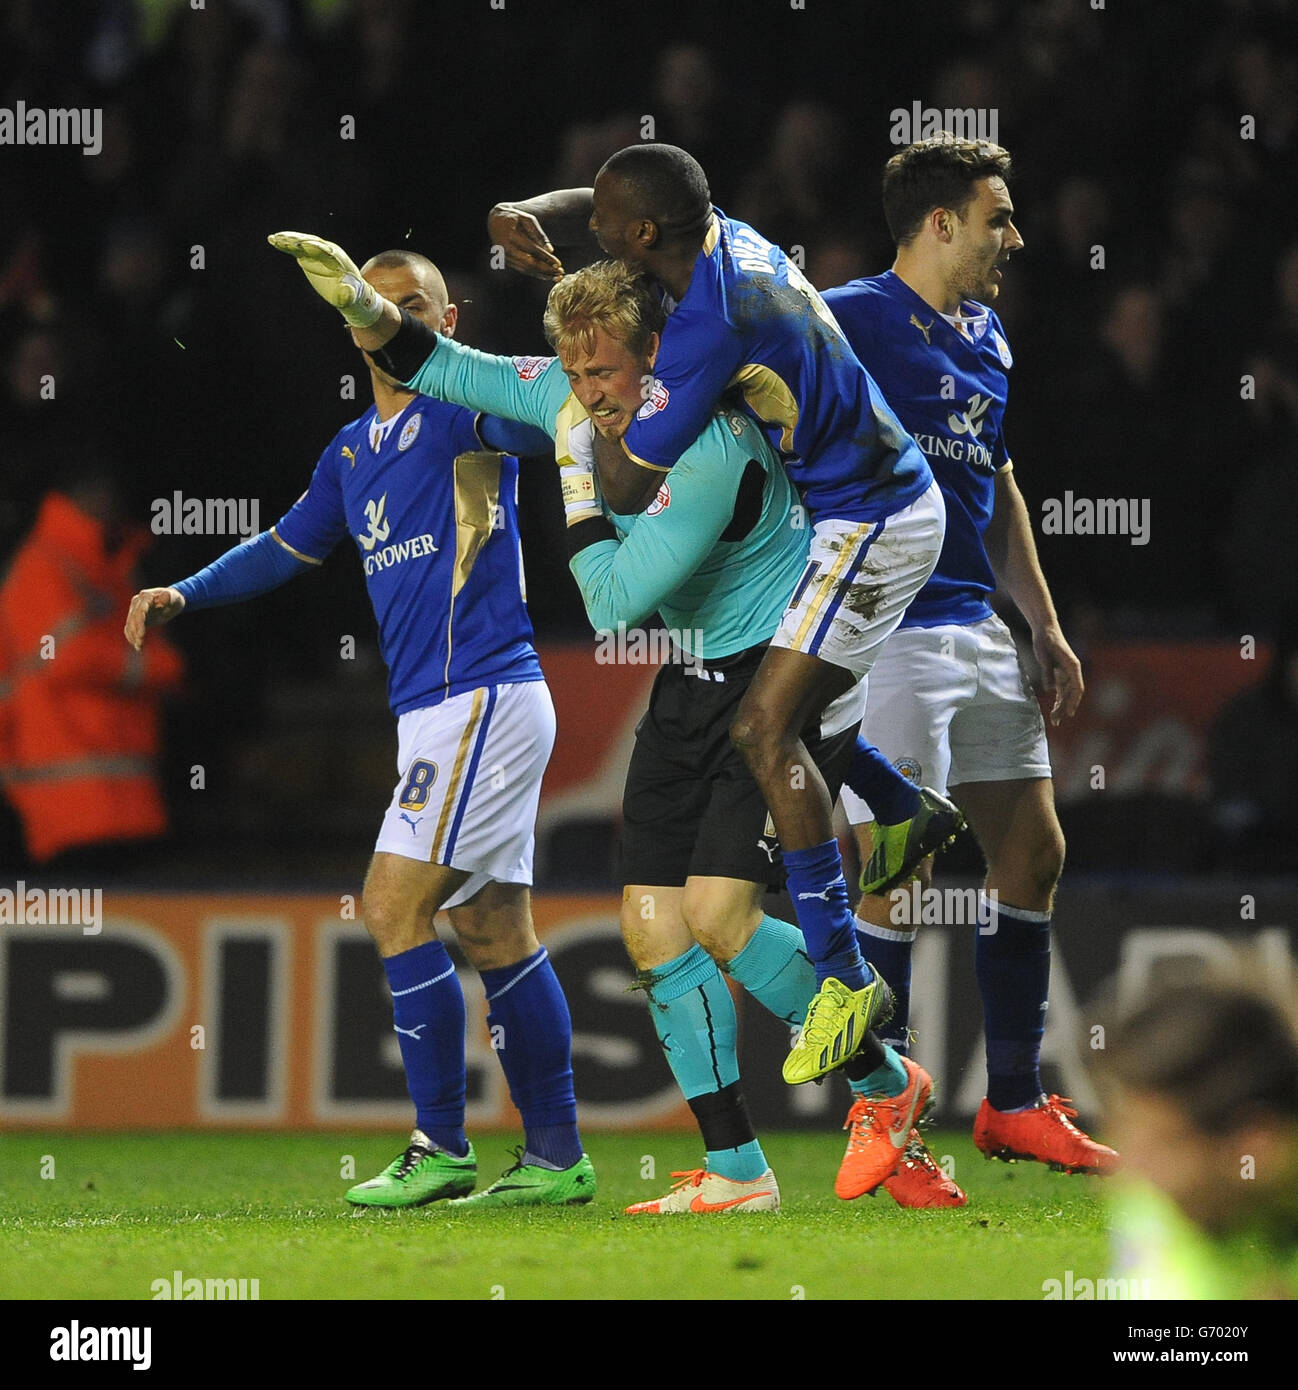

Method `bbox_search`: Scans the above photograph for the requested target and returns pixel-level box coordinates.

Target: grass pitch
[0,1130,1108,1301]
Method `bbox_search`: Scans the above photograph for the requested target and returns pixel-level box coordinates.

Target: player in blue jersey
[826,136,1119,1204]
[268,244,936,1203]
[124,249,597,1210]
[483,147,964,1100]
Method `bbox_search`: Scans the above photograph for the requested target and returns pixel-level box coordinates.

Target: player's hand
[1033,623,1084,725]
[487,205,565,281]
[267,231,386,327]
[125,587,185,651]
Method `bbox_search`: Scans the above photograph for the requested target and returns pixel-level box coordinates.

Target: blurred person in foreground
[1098,976,1298,1299]
[0,464,184,875]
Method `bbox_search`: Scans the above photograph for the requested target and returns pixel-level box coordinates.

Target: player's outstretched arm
[987,466,1084,725]
[125,533,316,653]
[124,588,185,651]
[487,189,595,280]
[268,232,401,350]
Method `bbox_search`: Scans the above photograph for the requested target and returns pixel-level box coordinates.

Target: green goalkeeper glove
[267,231,385,328]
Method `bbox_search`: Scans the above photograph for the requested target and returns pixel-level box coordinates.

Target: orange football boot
[834,1056,933,1199]
[974,1094,1120,1174]
[882,1129,967,1208]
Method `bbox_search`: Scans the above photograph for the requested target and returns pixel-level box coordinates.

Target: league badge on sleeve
[637,379,670,419]
[512,355,549,380]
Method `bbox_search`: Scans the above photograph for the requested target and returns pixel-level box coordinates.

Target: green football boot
[859,786,965,895]
[447,1149,596,1209]
[783,966,895,1085]
[346,1130,477,1208]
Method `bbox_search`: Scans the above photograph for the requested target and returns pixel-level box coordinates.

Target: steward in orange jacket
[0,485,184,863]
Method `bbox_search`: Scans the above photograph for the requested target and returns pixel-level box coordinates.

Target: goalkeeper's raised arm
[270,231,563,436]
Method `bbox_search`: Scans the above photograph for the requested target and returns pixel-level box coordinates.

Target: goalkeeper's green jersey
[406,337,809,660]
[1110,1178,1298,1299]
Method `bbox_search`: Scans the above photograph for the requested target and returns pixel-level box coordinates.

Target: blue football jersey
[619,211,932,525]
[272,397,542,714]
[824,271,1012,628]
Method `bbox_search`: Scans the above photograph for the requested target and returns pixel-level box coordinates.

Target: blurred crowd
[2,0,1296,875]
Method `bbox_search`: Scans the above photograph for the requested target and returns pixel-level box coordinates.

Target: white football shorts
[840,613,1051,826]
[374,680,556,908]
[771,482,945,677]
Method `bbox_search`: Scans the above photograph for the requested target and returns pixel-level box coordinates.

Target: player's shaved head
[361,250,449,312]
[882,136,1013,247]
[596,143,712,242]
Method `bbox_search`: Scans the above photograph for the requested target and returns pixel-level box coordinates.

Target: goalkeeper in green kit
[269,230,952,1206]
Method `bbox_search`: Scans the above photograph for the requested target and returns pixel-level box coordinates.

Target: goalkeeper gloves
[267,231,385,328]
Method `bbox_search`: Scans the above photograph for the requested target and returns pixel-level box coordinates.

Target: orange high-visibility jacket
[0,492,185,862]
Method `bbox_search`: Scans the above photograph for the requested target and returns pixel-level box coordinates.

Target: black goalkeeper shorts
[620,642,859,889]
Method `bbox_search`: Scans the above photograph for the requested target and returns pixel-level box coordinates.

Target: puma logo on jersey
[399,812,423,835]
[357,493,391,551]
[757,838,778,864]
[342,445,357,469]
[948,392,993,438]
[909,314,934,345]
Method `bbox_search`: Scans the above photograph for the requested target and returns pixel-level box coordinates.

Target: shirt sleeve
[619,307,744,471]
[476,413,555,456]
[822,286,872,359]
[569,417,746,631]
[272,438,350,563]
[405,337,567,436]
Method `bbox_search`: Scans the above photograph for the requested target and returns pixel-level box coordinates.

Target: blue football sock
[843,735,921,825]
[478,947,582,1170]
[855,920,915,1055]
[782,840,865,988]
[848,1045,909,1098]
[975,895,1051,1112]
[725,914,815,1024]
[382,940,467,1156]
[642,946,766,1181]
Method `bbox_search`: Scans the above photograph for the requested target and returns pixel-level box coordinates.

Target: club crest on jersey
[512,355,548,380]
[636,379,669,419]
[948,392,993,438]
[357,494,391,552]
[992,330,1013,368]
[894,758,922,784]
[646,483,671,516]
[398,413,422,451]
